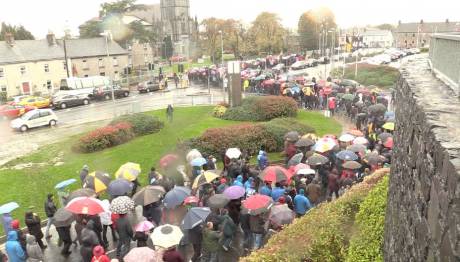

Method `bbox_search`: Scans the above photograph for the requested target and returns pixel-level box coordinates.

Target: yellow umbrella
[302,133,318,141]
[115,162,141,182]
[192,171,219,189]
[83,171,111,194]
[382,122,395,131]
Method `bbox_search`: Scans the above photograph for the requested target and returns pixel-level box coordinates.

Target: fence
[429,33,460,96]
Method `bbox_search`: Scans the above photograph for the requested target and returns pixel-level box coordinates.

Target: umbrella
[314,137,337,153]
[181,207,211,230]
[348,129,364,137]
[342,161,362,170]
[302,133,318,141]
[150,224,183,248]
[384,137,394,149]
[287,153,304,167]
[183,196,199,205]
[347,144,367,154]
[290,163,310,175]
[132,185,166,206]
[83,171,111,194]
[384,111,395,121]
[364,152,386,165]
[378,132,393,142]
[382,122,395,131]
[190,157,207,167]
[108,179,133,197]
[295,138,315,148]
[55,179,77,190]
[297,168,316,175]
[65,197,104,215]
[124,247,159,262]
[284,131,300,142]
[242,194,274,215]
[110,196,135,214]
[269,204,295,227]
[291,85,301,94]
[225,148,242,159]
[53,208,75,227]
[336,150,359,161]
[323,87,333,95]
[353,137,369,145]
[259,166,290,182]
[357,88,371,95]
[208,194,230,208]
[135,221,155,232]
[68,188,96,201]
[192,171,219,189]
[115,162,141,182]
[163,186,191,209]
[159,154,179,169]
[0,202,19,214]
[307,154,329,166]
[338,134,355,143]
[342,94,355,101]
[368,104,387,114]
[186,149,202,163]
[223,186,246,200]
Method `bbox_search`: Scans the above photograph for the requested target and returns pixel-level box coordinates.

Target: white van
[53,76,110,99]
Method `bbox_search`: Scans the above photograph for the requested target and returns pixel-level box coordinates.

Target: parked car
[317,56,330,64]
[92,85,130,100]
[16,96,50,108]
[137,80,160,93]
[340,79,359,87]
[10,108,58,132]
[51,94,90,109]
[290,60,308,70]
[306,59,319,67]
[0,104,36,120]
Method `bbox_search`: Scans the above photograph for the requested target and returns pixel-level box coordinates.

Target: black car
[92,85,130,100]
[137,80,160,93]
[51,94,90,109]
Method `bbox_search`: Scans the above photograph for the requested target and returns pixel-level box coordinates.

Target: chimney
[398,20,401,25]
[446,19,449,23]
[4,33,14,46]
[46,31,56,46]
[420,19,424,24]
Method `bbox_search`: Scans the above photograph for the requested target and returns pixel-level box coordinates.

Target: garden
[332,64,400,88]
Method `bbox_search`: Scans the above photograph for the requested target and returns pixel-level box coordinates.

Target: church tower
[160,0,192,42]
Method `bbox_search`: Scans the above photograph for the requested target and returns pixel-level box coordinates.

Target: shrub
[73,122,135,153]
[262,118,315,150]
[222,96,297,121]
[212,105,227,118]
[111,113,164,136]
[0,92,7,104]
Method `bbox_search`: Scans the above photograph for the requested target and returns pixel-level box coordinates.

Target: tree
[376,24,395,31]
[0,22,35,40]
[79,20,102,38]
[298,7,337,53]
[247,12,285,55]
[200,18,242,63]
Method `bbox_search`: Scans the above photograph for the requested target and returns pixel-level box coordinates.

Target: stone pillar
[228,61,242,107]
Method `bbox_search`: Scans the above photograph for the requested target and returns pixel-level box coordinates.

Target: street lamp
[100,30,116,107]
[219,30,226,102]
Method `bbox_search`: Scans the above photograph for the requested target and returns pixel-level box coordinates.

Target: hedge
[345,176,388,262]
[243,168,389,262]
[111,113,164,136]
[73,122,135,153]
[263,118,315,150]
[221,96,298,121]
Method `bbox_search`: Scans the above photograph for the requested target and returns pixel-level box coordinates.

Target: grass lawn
[333,63,399,88]
[0,107,340,233]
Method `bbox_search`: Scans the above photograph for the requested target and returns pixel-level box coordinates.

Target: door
[22,82,30,95]
[27,112,40,128]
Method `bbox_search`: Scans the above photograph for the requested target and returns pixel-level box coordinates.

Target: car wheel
[60,103,67,109]
[20,125,28,132]
[104,94,111,100]
[83,99,89,105]
[49,120,57,126]
[123,91,129,97]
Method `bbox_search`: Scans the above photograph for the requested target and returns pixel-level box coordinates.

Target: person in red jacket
[328,97,336,116]
[91,245,110,262]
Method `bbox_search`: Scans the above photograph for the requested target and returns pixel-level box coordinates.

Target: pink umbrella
[135,220,155,232]
[124,247,161,262]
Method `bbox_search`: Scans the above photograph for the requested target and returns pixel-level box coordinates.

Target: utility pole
[219,30,226,102]
[101,31,116,108]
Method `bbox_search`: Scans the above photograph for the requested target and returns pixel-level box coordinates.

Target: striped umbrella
[115,162,141,182]
[83,171,111,194]
[259,166,290,183]
[192,171,219,189]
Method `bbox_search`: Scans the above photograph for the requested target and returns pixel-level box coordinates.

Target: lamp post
[219,30,226,102]
[100,31,116,107]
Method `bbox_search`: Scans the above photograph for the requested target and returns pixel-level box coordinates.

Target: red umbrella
[242,194,274,215]
[263,79,275,86]
[357,88,371,96]
[65,197,104,215]
[183,196,199,205]
[323,87,333,95]
[348,129,364,137]
[258,166,290,182]
[288,163,310,175]
[383,137,394,148]
[160,154,179,169]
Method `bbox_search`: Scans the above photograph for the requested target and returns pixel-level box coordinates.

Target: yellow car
[17,96,50,109]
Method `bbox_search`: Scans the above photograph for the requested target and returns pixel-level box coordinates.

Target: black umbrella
[284,131,300,142]
[163,186,191,209]
[53,208,75,227]
[364,152,386,165]
[207,194,230,208]
[378,132,393,143]
[108,179,133,197]
[307,154,329,166]
[181,207,211,230]
[295,138,315,148]
[68,188,96,201]
[287,153,304,167]
[347,144,367,154]
[368,104,387,114]
[342,160,362,170]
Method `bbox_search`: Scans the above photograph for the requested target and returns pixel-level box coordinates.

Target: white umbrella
[226,148,242,159]
[338,134,355,143]
[297,168,316,175]
[186,149,202,163]
[353,137,369,145]
[150,224,183,248]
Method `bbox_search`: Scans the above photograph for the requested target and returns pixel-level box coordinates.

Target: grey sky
[0,0,459,38]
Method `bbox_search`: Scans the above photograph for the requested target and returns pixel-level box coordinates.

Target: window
[412,33,415,37]
[98,58,104,68]
[1,85,6,92]
[63,62,67,70]
[46,80,52,89]
[100,72,105,76]
[114,71,118,74]
[0,68,4,78]
[44,64,49,73]
[143,43,148,50]
[84,75,89,77]
[20,66,26,75]
[82,60,88,69]
[39,111,51,117]
[113,57,118,67]
[29,113,40,120]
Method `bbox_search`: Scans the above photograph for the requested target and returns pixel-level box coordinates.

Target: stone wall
[384,55,460,261]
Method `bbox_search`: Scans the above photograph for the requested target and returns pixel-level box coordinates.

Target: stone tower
[160,0,193,42]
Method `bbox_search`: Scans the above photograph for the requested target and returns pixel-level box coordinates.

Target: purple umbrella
[223,186,246,200]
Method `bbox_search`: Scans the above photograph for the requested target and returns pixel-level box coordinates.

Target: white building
[362,29,394,48]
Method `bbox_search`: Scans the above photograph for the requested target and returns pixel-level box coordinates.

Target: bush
[262,118,315,150]
[212,105,227,118]
[0,92,7,104]
[345,176,388,262]
[222,96,297,121]
[73,122,135,153]
[111,113,164,136]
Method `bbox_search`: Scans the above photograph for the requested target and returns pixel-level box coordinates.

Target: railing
[429,33,460,96]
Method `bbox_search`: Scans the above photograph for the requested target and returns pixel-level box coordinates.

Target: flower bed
[110,113,164,136]
[73,122,135,153]
[220,96,298,121]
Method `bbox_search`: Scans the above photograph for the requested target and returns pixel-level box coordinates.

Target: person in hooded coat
[233,175,244,187]
[24,212,45,249]
[115,213,133,259]
[293,189,312,217]
[80,165,89,185]
[80,221,100,262]
[11,220,26,256]
[44,193,57,239]
[91,245,110,262]
[26,234,43,262]
[5,231,26,262]
[257,150,268,170]
[56,225,72,256]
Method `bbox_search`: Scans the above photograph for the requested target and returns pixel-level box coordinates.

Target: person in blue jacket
[293,188,312,217]
[244,177,254,190]
[259,182,272,197]
[271,183,286,202]
[233,175,244,187]
[5,231,26,262]
[257,149,269,170]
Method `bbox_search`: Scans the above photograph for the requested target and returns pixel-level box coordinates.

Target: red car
[0,104,36,120]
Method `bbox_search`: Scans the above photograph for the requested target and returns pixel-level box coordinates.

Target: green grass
[0,106,340,233]
[332,64,399,88]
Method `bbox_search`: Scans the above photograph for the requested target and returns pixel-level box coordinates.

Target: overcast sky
[1,0,459,38]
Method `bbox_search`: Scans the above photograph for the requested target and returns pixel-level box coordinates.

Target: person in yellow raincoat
[243,78,249,92]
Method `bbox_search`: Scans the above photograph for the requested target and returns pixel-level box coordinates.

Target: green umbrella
[342,94,355,101]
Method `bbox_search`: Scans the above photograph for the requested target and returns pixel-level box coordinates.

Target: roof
[125,4,161,24]
[362,30,392,37]
[0,39,65,65]
[62,38,128,58]
[396,21,460,33]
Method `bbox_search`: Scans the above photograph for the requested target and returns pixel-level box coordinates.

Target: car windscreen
[21,110,37,120]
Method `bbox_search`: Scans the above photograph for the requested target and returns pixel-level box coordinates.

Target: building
[362,29,393,48]
[395,19,460,48]
[64,37,129,80]
[0,33,67,97]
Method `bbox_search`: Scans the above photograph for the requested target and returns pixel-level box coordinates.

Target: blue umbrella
[108,179,133,197]
[190,157,207,167]
[291,85,301,94]
[0,202,19,214]
[336,150,359,161]
[55,178,77,189]
[181,207,211,230]
[164,186,191,209]
[384,111,395,121]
